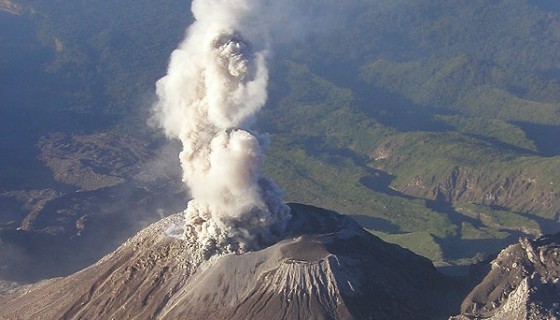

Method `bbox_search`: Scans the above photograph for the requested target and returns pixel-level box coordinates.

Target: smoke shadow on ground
[358,170,485,239]
[490,205,560,236]
[0,181,187,283]
[296,56,457,133]
[293,135,371,166]
[262,59,454,135]
[349,214,400,233]
[0,11,119,191]
[0,106,118,191]
[426,197,484,236]
[462,133,537,156]
[510,121,560,157]
[355,86,456,133]
[433,232,524,263]
[0,198,26,226]
[357,170,549,264]
[359,172,415,199]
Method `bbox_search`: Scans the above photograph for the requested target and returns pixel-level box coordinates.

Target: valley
[1,0,560,281]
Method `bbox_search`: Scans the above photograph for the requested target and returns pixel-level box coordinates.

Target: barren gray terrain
[0,204,456,320]
[452,233,560,319]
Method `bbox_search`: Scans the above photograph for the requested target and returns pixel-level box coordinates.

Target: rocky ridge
[452,233,560,319]
[371,142,560,223]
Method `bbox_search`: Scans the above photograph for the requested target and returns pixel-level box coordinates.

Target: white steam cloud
[154,0,291,259]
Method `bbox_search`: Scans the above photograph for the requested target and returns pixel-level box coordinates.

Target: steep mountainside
[0,204,457,320]
[370,136,560,223]
[452,233,560,319]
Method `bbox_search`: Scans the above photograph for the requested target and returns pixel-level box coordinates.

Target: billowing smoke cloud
[153,0,291,259]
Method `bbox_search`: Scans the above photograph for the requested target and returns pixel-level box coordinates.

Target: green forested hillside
[12,0,190,115]
[3,0,560,264]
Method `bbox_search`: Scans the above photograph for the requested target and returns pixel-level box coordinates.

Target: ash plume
[153,0,290,259]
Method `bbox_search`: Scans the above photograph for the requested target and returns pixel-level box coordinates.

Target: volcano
[0,203,453,320]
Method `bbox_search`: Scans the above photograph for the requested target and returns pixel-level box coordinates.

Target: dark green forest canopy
[11,0,560,118]
[3,0,560,263]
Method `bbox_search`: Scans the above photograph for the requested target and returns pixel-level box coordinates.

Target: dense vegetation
[3,0,560,264]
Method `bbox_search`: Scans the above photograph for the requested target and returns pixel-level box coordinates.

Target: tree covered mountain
[2,0,560,268]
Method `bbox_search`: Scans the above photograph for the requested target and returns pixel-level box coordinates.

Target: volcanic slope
[452,233,560,320]
[0,203,454,320]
